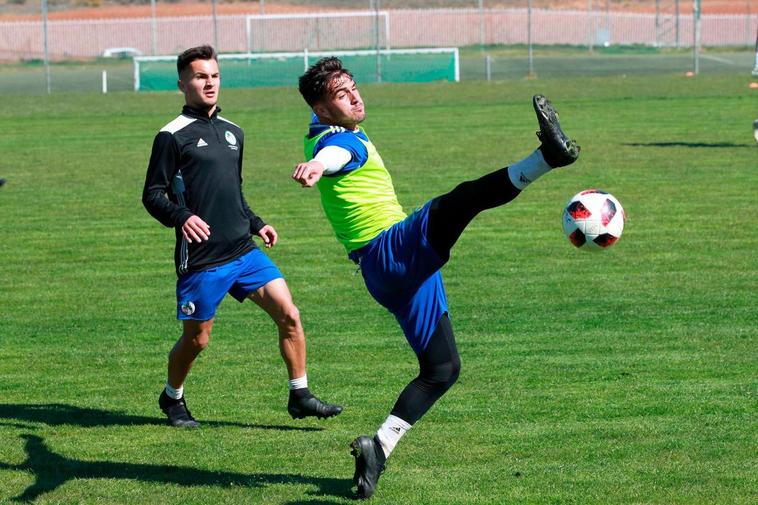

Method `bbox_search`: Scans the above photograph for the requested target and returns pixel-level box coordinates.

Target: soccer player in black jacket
[143,45,342,427]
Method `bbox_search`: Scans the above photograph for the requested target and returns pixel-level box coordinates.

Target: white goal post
[245,11,391,54]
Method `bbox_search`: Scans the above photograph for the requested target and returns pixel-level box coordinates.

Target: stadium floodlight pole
[693,0,701,75]
[478,0,485,50]
[527,0,535,78]
[373,0,382,83]
[655,0,661,47]
[587,0,595,53]
[212,0,219,51]
[41,0,51,94]
[150,0,157,56]
[675,0,680,48]
[605,0,610,43]
[748,0,753,41]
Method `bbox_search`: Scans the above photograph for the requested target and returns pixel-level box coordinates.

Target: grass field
[0,70,756,504]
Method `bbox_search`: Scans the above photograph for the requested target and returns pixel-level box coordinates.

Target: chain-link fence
[1,0,756,94]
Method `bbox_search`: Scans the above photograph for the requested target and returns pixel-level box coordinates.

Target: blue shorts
[349,200,448,355]
[176,248,283,321]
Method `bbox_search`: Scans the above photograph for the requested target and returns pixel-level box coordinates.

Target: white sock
[165,382,183,400]
[507,149,552,190]
[376,414,412,458]
[288,375,308,391]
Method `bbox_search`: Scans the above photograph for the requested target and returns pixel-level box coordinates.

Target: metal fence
[1,1,756,94]
[2,8,756,61]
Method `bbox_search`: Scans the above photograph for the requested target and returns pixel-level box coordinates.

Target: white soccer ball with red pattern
[562,189,625,250]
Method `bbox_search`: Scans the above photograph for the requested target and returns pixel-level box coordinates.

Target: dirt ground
[1,0,755,22]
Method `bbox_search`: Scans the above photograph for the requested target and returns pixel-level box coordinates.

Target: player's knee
[194,333,210,351]
[277,303,301,331]
[448,179,477,204]
[440,356,461,389]
[448,354,461,387]
[424,314,460,390]
[422,357,461,392]
[183,328,211,352]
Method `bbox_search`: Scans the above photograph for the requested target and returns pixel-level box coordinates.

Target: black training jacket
[142,105,265,276]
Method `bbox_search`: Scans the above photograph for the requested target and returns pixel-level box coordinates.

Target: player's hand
[292,161,325,188]
[257,224,278,248]
[181,215,210,243]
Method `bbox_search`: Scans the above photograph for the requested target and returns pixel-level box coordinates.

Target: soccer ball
[562,189,625,250]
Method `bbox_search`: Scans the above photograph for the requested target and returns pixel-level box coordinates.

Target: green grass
[0,59,137,94]
[0,71,756,504]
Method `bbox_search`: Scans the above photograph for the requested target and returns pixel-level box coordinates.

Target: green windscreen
[325,52,456,84]
[135,50,457,91]
[136,60,179,91]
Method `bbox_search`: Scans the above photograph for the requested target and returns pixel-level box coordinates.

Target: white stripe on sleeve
[314,145,352,175]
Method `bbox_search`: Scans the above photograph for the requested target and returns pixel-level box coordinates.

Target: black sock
[427,167,521,258]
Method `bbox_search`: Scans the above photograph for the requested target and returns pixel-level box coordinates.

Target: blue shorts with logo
[176,248,283,321]
[349,200,448,355]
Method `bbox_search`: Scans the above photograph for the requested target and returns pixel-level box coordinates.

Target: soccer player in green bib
[293,57,579,499]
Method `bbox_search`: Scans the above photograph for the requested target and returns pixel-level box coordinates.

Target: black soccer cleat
[350,435,386,500]
[533,94,580,168]
[159,390,199,428]
[287,393,343,419]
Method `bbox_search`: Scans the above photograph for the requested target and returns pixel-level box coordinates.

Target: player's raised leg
[248,278,343,420]
[427,94,580,257]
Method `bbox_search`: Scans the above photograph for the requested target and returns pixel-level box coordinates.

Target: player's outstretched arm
[292,160,325,187]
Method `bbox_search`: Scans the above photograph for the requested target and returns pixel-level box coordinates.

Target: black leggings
[390,313,460,425]
[389,168,521,425]
[427,166,521,259]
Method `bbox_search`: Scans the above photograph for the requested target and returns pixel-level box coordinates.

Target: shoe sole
[533,94,580,165]
[288,406,343,420]
[161,408,200,428]
[169,419,200,428]
[349,437,363,461]
[288,411,333,420]
[533,95,558,127]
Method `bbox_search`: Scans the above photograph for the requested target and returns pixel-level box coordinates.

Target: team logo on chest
[224,130,238,151]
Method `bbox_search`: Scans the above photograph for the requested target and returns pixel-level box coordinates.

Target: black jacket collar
[182,105,221,120]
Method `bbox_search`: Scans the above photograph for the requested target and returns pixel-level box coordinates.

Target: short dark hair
[177,45,217,76]
[298,57,354,107]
